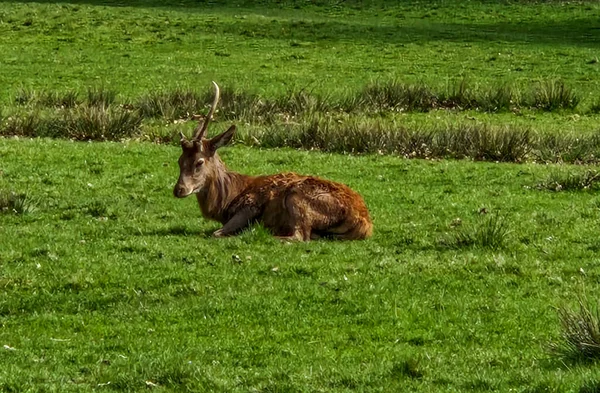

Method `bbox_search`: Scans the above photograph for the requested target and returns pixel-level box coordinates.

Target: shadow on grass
[1,0,598,47]
[139,225,214,238]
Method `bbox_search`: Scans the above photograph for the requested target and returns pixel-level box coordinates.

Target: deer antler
[192,81,221,141]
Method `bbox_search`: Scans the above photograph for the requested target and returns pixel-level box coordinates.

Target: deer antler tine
[193,81,221,141]
[179,131,186,141]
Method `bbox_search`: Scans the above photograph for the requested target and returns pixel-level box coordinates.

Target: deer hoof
[213,229,226,238]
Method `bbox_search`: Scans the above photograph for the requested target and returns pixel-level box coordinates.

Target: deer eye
[195,158,205,169]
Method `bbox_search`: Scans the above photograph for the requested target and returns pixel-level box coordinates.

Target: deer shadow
[139,225,215,238]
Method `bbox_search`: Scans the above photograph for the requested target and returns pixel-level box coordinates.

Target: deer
[173,82,373,241]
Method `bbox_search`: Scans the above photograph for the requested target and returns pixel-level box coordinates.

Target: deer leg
[213,208,258,238]
[276,232,307,242]
[281,193,312,241]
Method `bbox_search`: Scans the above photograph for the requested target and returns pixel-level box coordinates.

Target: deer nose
[173,185,187,198]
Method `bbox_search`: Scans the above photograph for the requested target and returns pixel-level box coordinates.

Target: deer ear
[208,125,236,151]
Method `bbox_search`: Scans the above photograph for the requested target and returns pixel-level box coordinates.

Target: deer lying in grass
[173,82,373,241]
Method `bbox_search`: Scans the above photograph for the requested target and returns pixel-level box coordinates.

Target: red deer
[173,82,373,241]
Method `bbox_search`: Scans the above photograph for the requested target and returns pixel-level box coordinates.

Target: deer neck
[195,157,251,223]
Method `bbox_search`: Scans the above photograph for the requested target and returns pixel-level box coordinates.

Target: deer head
[173,82,236,198]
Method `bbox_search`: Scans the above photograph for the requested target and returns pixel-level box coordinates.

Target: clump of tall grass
[431,125,531,162]
[217,86,264,120]
[272,89,333,116]
[534,133,600,164]
[136,85,269,122]
[14,88,80,108]
[359,80,436,112]
[0,191,37,215]
[537,170,600,192]
[439,214,510,250]
[86,87,117,108]
[2,110,44,137]
[476,84,516,112]
[14,87,117,109]
[62,106,143,141]
[440,78,477,110]
[1,107,142,141]
[553,300,600,363]
[136,88,204,120]
[531,80,580,111]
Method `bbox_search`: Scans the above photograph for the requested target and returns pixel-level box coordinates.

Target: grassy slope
[0,0,599,99]
[3,137,600,391]
[1,0,599,145]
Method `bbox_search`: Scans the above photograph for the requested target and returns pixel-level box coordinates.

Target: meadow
[2,0,600,391]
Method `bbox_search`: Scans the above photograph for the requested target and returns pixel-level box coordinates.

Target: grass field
[2,0,600,391]
[3,138,600,392]
[1,0,599,97]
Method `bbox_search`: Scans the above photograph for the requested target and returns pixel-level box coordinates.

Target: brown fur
[173,83,372,241]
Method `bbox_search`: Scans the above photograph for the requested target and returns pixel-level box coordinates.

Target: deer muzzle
[173,183,192,198]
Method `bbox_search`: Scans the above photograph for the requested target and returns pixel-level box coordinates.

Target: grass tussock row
[242,116,600,164]
[2,79,598,162]
[246,116,532,161]
[4,106,600,163]
[357,79,580,112]
[14,79,585,120]
[2,106,142,141]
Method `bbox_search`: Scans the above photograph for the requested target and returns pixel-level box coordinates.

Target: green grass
[2,0,600,391]
[1,0,600,162]
[3,137,600,391]
[0,0,599,99]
